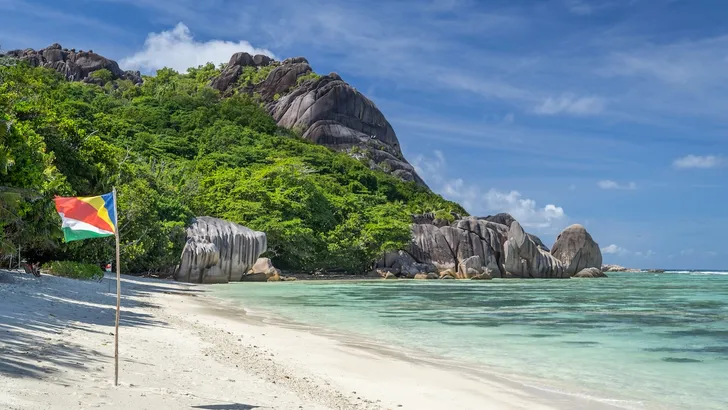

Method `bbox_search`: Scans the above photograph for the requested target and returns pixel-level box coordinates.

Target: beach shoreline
[1,270,626,410]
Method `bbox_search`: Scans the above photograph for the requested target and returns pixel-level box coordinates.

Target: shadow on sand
[0,271,202,380]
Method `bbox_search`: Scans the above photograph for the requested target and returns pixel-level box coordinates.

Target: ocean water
[212,272,728,410]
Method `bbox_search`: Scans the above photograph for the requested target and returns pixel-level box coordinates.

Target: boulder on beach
[175,217,267,284]
[242,257,282,282]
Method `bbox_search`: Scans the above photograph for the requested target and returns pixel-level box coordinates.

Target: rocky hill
[3,45,425,186]
[4,43,142,85]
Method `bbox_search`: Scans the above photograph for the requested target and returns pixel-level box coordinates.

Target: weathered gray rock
[209,51,275,92]
[256,62,312,100]
[7,44,141,84]
[457,255,483,279]
[265,72,427,184]
[175,217,267,284]
[504,221,566,278]
[551,224,602,276]
[573,267,607,278]
[406,212,605,280]
[408,224,457,272]
[250,257,274,274]
[414,273,438,280]
[482,213,516,227]
[470,270,493,280]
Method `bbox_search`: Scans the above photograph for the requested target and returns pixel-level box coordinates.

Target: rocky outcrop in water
[550,224,602,276]
[175,217,267,284]
[573,267,607,278]
[209,52,426,186]
[4,43,142,84]
[504,221,567,278]
[381,213,602,279]
[601,264,640,273]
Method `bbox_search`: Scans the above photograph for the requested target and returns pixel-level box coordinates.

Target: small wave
[665,270,728,275]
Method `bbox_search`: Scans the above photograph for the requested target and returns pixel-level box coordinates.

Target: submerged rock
[175,217,267,284]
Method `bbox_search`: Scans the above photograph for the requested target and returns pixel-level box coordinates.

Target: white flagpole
[112,187,121,386]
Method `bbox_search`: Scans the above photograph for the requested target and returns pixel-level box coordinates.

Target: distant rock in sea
[601,264,641,273]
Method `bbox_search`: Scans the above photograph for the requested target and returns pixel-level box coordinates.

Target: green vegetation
[89,68,113,83]
[0,60,464,274]
[42,261,104,280]
[237,65,276,87]
[296,71,321,85]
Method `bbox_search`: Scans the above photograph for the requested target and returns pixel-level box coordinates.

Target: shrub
[42,261,104,280]
[89,69,113,83]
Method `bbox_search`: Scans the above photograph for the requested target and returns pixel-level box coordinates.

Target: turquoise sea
[212,272,728,410]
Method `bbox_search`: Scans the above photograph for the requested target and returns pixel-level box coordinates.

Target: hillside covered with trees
[0,57,464,274]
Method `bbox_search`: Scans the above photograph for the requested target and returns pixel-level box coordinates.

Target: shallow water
[212,272,728,410]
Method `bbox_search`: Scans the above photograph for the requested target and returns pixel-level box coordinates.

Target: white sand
[0,270,621,410]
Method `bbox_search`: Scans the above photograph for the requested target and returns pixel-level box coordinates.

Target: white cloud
[634,250,655,258]
[602,244,629,255]
[534,94,606,116]
[484,189,566,229]
[673,155,725,169]
[412,149,446,184]
[412,151,566,230]
[598,180,637,190]
[121,22,276,73]
[565,0,592,15]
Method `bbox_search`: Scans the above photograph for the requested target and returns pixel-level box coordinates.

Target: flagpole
[112,186,121,387]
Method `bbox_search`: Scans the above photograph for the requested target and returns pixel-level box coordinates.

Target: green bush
[296,71,321,85]
[89,69,113,83]
[42,261,104,280]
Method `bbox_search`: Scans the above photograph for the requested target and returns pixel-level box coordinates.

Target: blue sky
[2,0,727,269]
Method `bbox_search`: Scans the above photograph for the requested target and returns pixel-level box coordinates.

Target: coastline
[1,271,626,410]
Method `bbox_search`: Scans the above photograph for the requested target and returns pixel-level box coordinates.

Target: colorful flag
[54,193,117,242]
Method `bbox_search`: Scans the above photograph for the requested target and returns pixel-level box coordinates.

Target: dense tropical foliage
[0,59,464,274]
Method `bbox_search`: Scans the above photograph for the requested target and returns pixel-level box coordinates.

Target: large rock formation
[550,224,602,276]
[503,221,566,278]
[175,217,267,284]
[387,213,602,279]
[209,52,426,186]
[4,43,142,84]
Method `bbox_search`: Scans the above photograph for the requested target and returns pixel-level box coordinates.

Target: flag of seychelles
[54,192,117,242]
